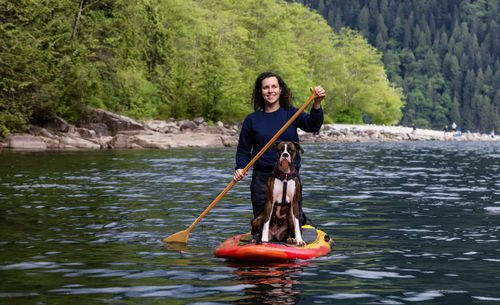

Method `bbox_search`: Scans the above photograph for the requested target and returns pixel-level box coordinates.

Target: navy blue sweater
[235,106,323,170]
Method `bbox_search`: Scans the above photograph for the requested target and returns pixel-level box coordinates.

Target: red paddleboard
[214,225,333,262]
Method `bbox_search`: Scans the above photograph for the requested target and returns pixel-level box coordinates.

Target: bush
[413,118,431,129]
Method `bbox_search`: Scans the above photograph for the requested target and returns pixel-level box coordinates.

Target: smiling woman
[260,77,282,112]
[234,71,326,228]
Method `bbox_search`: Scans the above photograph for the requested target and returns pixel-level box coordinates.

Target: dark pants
[250,166,306,226]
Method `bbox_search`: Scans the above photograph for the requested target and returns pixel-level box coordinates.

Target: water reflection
[164,242,189,252]
[1,142,499,304]
[227,261,310,305]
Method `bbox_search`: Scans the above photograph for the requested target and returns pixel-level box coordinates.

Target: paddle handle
[185,179,237,231]
[185,91,319,232]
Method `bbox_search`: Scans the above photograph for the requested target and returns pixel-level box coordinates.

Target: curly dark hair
[251,72,294,111]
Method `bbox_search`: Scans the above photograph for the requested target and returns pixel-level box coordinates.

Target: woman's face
[261,76,281,106]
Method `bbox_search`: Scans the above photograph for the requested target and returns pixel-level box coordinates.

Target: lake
[0,141,499,304]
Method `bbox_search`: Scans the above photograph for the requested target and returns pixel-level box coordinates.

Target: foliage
[330,28,404,125]
[0,0,405,138]
[294,0,500,133]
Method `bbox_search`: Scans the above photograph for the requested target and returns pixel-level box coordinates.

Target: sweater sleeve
[235,116,252,170]
[295,106,324,132]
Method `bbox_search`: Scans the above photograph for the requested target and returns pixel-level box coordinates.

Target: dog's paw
[287,237,306,246]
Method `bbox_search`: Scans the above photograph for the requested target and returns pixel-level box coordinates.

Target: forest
[294,0,500,133]
[1,0,404,138]
[3,0,498,138]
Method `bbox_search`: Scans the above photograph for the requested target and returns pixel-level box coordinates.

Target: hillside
[292,0,500,133]
[1,0,403,138]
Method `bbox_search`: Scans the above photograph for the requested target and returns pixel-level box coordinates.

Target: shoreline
[1,109,498,151]
[303,123,497,143]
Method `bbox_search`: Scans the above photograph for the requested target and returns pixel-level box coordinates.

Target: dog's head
[274,141,303,173]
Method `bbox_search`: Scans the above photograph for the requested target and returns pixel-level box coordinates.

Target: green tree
[331,29,404,125]
[0,0,77,136]
[296,0,500,132]
[358,6,370,38]
[1,0,408,137]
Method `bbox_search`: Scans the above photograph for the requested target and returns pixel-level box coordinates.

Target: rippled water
[1,141,499,304]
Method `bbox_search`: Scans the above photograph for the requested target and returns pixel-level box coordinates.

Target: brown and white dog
[251,141,305,246]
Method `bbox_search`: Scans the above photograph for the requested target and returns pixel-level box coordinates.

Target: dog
[251,141,305,246]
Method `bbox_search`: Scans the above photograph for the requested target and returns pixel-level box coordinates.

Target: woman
[233,71,326,226]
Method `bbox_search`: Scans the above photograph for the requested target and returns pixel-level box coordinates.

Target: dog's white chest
[272,179,296,204]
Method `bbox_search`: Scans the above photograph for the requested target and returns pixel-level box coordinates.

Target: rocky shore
[1,108,497,151]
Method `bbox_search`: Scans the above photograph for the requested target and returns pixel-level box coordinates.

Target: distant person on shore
[491,129,495,138]
[452,122,457,132]
[412,123,416,134]
[443,125,448,135]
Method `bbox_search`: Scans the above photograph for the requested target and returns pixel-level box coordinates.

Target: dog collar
[276,169,297,181]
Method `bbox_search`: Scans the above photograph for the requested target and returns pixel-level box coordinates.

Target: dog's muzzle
[280,152,291,163]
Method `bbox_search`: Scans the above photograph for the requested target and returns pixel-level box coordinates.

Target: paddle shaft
[166,91,319,242]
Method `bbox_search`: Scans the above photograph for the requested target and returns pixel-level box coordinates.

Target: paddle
[163,90,319,243]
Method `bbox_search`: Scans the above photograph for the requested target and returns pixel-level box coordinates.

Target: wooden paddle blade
[163,229,190,243]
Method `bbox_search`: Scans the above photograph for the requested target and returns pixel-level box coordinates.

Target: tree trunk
[72,0,85,39]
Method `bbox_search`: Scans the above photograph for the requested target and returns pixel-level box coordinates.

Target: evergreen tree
[292,0,500,132]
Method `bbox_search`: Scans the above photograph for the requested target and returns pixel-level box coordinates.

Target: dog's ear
[273,141,281,149]
[293,141,304,154]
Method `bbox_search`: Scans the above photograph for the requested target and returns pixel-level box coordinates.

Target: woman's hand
[233,169,248,181]
[310,86,326,109]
